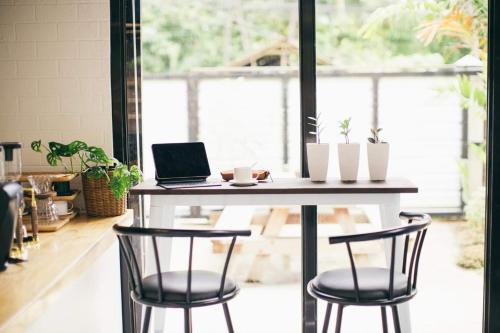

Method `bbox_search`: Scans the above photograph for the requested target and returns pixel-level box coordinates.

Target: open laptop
[152,142,221,189]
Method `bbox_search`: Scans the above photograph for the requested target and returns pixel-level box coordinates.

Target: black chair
[113,225,251,333]
[307,212,431,333]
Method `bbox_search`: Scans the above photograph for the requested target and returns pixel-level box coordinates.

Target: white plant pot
[367,143,390,181]
[307,143,330,182]
[338,143,360,182]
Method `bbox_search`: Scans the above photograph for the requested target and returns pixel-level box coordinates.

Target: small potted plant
[306,113,329,182]
[367,128,389,181]
[31,140,142,217]
[338,117,359,182]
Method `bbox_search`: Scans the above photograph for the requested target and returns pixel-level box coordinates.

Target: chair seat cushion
[141,270,237,303]
[311,267,408,301]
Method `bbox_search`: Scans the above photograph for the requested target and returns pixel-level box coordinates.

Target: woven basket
[82,172,126,217]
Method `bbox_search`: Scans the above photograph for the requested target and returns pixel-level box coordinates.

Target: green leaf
[129,165,143,184]
[46,152,60,166]
[31,140,41,152]
[473,87,487,109]
[86,146,111,164]
[49,141,72,157]
[68,140,88,155]
[85,166,108,179]
[458,75,471,99]
[108,163,143,199]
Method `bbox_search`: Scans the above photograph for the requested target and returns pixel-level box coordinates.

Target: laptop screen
[152,142,211,181]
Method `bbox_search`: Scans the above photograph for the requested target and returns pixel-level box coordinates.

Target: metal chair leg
[222,303,235,333]
[323,303,332,333]
[391,305,402,333]
[335,305,344,333]
[381,307,388,333]
[142,306,152,333]
[184,308,192,333]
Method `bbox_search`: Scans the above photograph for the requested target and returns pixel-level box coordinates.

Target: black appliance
[0,182,23,271]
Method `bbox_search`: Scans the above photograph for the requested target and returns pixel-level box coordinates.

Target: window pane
[141,1,303,331]
[315,1,485,332]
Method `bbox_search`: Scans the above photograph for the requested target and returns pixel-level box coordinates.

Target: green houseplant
[31,140,142,216]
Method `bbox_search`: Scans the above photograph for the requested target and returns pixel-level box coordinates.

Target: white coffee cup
[233,166,252,183]
[54,201,74,215]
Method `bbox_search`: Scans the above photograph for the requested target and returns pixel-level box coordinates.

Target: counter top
[0,210,133,333]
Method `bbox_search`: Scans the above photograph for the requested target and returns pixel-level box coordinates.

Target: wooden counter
[0,210,133,333]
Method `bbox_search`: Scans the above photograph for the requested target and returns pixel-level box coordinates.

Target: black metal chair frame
[307,212,431,333]
[113,225,251,333]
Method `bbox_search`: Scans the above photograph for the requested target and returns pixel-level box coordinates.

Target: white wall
[0,0,112,172]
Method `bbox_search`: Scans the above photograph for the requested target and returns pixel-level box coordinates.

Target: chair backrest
[328,212,431,302]
[113,225,251,304]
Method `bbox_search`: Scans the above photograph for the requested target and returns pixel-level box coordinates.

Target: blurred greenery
[142,0,457,74]
[142,0,295,73]
[458,188,485,269]
[410,0,488,269]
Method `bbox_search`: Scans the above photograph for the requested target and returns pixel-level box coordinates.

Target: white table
[130,178,418,333]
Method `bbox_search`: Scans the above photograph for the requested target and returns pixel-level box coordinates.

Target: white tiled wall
[0,0,112,172]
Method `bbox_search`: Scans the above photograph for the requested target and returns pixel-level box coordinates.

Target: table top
[0,211,133,333]
[130,178,418,195]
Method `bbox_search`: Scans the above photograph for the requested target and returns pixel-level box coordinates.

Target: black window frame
[110,0,143,330]
[483,0,500,332]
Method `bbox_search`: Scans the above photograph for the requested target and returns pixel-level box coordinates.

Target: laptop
[152,142,221,189]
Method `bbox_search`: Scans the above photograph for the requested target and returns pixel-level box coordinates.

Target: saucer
[229,179,258,187]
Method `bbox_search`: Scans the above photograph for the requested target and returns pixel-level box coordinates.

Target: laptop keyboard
[158,181,221,189]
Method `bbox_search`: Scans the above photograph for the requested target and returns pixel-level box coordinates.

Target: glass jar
[28,175,59,224]
[0,142,22,182]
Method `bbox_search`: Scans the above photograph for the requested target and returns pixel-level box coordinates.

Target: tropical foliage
[142,0,451,74]
[142,0,294,73]
[416,0,487,60]
[31,140,143,199]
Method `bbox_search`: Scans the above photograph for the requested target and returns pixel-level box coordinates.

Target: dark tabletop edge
[130,188,419,195]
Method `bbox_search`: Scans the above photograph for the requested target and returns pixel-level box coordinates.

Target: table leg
[302,205,318,333]
[379,195,411,333]
[148,196,175,333]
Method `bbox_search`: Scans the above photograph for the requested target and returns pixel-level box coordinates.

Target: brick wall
[0,0,112,172]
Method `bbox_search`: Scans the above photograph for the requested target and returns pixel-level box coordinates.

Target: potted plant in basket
[338,117,359,182]
[367,128,389,181]
[306,113,329,182]
[31,140,142,217]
